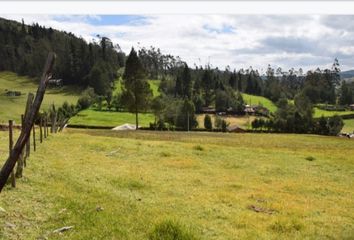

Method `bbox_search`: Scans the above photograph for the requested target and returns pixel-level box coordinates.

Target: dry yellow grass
[0,129,353,239]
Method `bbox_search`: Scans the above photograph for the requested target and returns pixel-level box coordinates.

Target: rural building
[5,90,21,96]
[350,104,354,111]
[244,105,256,114]
[48,79,63,87]
[201,107,216,114]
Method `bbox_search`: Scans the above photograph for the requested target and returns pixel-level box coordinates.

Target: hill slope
[0,71,81,123]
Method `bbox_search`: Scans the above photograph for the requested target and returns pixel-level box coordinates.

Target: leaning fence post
[0,52,56,192]
[24,93,34,167]
[8,120,15,188]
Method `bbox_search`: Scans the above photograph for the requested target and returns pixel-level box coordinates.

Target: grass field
[314,107,354,118]
[242,93,277,113]
[196,114,259,129]
[69,109,155,127]
[114,78,160,97]
[342,119,354,133]
[0,129,353,239]
[0,72,81,124]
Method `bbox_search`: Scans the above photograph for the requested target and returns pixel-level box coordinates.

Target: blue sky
[3,14,354,71]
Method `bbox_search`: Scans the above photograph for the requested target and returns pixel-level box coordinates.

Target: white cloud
[2,14,353,71]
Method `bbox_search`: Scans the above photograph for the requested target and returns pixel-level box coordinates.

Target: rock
[96,206,104,212]
[4,222,16,228]
[53,226,74,233]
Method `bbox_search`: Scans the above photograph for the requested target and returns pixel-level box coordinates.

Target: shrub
[305,156,315,161]
[149,220,198,240]
[193,145,204,151]
[204,114,212,130]
[77,87,96,110]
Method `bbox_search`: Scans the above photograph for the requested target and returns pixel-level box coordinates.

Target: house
[48,79,63,87]
[227,124,246,133]
[244,105,256,114]
[201,107,216,114]
[350,104,354,111]
[5,90,21,96]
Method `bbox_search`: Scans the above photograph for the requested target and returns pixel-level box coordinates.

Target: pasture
[69,109,155,127]
[342,119,354,133]
[0,129,353,239]
[0,72,80,124]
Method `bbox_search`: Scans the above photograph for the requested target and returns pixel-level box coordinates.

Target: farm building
[201,107,216,114]
[48,79,63,87]
[244,105,256,114]
[350,104,354,111]
[5,90,21,96]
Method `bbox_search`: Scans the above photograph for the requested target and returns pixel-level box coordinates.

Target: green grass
[314,107,354,118]
[0,71,81,124]
[242,93,277,113]
[342,119,354,133]
[69,109,155,127]
[0,129,353,239]
[114,78,160,97]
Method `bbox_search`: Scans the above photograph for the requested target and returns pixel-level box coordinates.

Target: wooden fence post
[16,115,25,177]
[46,115,49,137]
[39,117,43,143]
[8,120,15,188]
[0,52,56,192]
[33,124,36,152]
[44,114,47,139]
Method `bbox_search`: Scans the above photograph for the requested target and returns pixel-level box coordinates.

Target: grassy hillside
[69,109,155,127]
[0,72,81,124]
[114,78,160,97]
[342,119,354,133]
[314,107,354,118]
[242,93,277,113]
[0,129,353,239]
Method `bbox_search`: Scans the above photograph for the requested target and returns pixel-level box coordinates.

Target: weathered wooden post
[33,124,36,152]
[44,115,47,139]
[24,93,34,167]
[51,105,57,134]
[0,52,56,192]
[39,116,43,143]
[16,115,25,177]
[46,115,49,137]
[8,120,15,188]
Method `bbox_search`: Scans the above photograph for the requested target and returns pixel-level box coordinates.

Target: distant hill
[340,70,354,80]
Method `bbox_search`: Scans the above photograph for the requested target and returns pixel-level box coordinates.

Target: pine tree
[122,48,152,129]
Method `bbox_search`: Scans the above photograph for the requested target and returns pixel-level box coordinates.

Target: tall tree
[122,48,152,129]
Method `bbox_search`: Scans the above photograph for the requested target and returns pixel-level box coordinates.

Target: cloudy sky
[2,15,354,72]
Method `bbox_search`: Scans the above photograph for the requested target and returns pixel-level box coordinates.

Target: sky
[2,14,354,72]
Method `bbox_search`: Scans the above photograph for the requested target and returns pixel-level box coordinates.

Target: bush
[77,87,96,110]
[204,114,212,130]
[149,220,198,240]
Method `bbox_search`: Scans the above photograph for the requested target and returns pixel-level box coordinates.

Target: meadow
[69,109,155,127]
[0,129,353,239]
[342,119,354,133]
[0,72,80,124]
